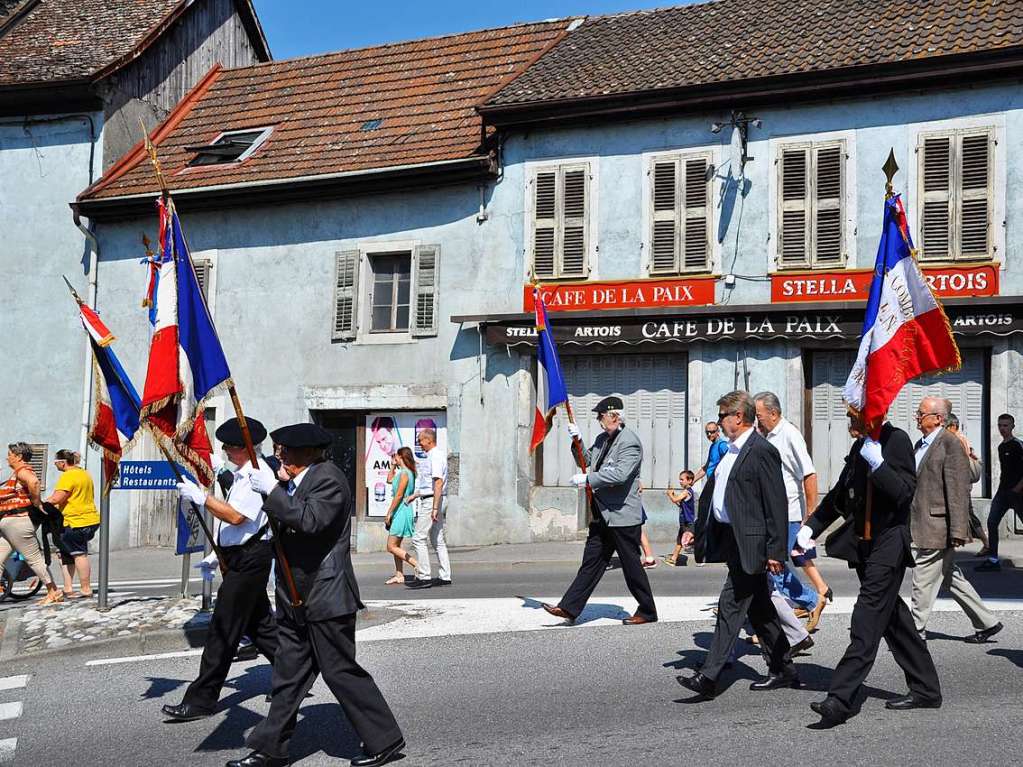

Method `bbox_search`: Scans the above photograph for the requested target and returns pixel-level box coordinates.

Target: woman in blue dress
[384,447,419,584]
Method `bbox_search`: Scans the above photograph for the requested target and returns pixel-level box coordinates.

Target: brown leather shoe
[622,615,656,625]
[542,603,576,623]
[805,598,826,633]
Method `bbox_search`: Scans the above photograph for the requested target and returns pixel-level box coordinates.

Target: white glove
[210,452,226,474]
[570,473,588,487]
[567,421,581,441]
[193,552,218,582]
[795,524,816,552]
[860,436,884,471]
[245,463,279,495]
[176,479,208,507]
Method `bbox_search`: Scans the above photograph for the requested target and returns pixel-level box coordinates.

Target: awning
[451,296,1023,348]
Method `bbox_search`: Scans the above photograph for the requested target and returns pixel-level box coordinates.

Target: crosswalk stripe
[0,703,21,722]
[86,649,203,667]
[0,677,27,692]
[0,737,16,764]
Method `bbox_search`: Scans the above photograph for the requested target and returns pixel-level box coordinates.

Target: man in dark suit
[797,410,941,725]
[226,423,405,767]
[677,390,795,698]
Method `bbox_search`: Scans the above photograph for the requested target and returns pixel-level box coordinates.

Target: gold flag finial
[882,149,899,200]
[138,117,169,195]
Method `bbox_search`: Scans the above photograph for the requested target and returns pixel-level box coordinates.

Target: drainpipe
[72,205,99,461]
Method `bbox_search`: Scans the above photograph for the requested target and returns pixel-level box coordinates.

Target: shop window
[776,141,846,269]
[649,152,712,274]
[529,163,591,280]
[917,128,994,261]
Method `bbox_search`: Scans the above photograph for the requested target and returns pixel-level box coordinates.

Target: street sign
[111,460,193,490]
[176,499,205,556]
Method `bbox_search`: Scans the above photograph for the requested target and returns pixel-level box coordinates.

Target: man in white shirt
[407,428,451,589]
[162,417,278,722]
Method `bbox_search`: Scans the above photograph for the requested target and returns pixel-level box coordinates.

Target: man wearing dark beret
[162,417,279,723]
[227,423,404,767]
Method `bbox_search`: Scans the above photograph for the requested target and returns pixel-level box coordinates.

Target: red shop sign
[523,277,716,313]
[771,263,999,303]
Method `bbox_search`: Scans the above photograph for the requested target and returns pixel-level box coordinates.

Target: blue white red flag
[139,197,229,487]
[530,286,569,452]
[843,195,961,437]
[78,303,141,493]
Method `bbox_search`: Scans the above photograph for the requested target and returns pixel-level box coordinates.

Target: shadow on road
[987,647,1023,668]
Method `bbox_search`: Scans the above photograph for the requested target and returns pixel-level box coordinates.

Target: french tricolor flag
[844,195,961,436]
[530,286,569,452]
[140,197,230,487]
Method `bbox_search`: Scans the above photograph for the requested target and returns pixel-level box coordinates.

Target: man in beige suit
[910,397,1003,644]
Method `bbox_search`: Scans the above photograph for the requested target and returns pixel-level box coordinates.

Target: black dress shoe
[750,667,800,691]
[225,751,289,767]
[676,671,717,699]
[234,642,259,662]
[885,694,942,711]
[789,635,814,656]
[161,702,214,722]
[405,579,433,589]
[541,603,576,623]
[432,578,453,587]
[810,698,849,725]
[964,621,1003,644]
[350,738,405,766]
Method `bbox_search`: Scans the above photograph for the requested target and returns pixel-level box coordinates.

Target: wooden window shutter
[682,157,710,271]
[332,250,360,341]
[560,167,588,277]
[532,171,557,279]
[920,136,952,261]
[779,147,810,267]
[411,245,439,337]
[650,159,679,274]
[28,443,47,490]
[812,145,844,266]
[958,132,991,258]
[193,259,212,300]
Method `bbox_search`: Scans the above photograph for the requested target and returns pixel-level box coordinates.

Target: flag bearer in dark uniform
[541,396,658,626]
[228,423,404,767]
[163,417,279,722]
[797,409,941,725]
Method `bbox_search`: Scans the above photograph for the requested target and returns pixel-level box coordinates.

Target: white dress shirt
[216,458,271,547]
[915,426,943,469]
[712,426,754,524]
[764,417,816,522]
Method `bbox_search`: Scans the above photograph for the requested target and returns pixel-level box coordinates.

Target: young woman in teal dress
[384,446,419,584]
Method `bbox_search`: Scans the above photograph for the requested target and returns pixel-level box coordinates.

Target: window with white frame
[648,152,712,274]
[529,164,590,279]
[776,141,846,269]
[917,128,994,261]
[332,245,440,341]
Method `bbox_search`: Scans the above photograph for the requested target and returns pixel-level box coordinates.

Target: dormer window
[185,126,273,167]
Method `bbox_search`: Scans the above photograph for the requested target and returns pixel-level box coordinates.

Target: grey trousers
[412,498,450,582]
[772,590,809,646]
[911,546,997,632]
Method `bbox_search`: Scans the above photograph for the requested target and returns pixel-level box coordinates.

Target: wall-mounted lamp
[711,111,762,171]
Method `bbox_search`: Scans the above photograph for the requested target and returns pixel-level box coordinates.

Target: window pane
[395,305,409,330]
[372,306,392,331]
[397,275,410,304]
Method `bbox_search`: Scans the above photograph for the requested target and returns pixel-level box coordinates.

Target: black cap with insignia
[270,422,333,449]
[215,417,266,446]
[593,396,624,415]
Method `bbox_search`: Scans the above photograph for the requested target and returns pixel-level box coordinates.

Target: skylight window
[185,126,273,167]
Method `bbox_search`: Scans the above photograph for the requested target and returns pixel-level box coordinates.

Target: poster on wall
[364,412,447,518]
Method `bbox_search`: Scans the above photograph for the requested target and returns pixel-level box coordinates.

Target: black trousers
[183,540,278,711]
[700,525,790,680]
[558,520,657,621]
[826,558,941,712]
[246,612,403,759]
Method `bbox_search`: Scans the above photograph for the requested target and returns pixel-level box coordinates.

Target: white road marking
[0,703,22,722]
[357,595,1023,643]
[0,676,28,692]
[85,649,203,667]
[0,737,16,764]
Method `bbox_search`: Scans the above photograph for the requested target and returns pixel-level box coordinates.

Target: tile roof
[484,0,1023,108]
[80,20,569,201]
[0,0,187,86]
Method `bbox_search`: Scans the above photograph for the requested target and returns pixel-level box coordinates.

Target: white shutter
[958,132,991,258]
[411,245,439,337]
[532,171,557,279]
[812,144,844,266]
[193,260,212,300]
[561,167,588,277]
[28,443,48,491]
[682,157,710,271]
[332,250,360,341]
[650,159,679,274]
[920,136,952,261]
[779,147,810,267]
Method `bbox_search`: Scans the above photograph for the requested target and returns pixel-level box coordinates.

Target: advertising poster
[365,412,446,518]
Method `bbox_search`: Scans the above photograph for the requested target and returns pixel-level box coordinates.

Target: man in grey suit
[909,397,1002,643]
[228,423,405,767]
[678,390,795,698]
[542,396,658,625]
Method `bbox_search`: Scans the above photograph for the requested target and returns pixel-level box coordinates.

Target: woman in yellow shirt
[45,450,99,599]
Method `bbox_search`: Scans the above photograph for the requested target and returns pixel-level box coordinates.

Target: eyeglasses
[704,430,717,435]
[716,411,736,422]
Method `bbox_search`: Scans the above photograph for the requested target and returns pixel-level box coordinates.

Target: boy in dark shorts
[663,470,696,566]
